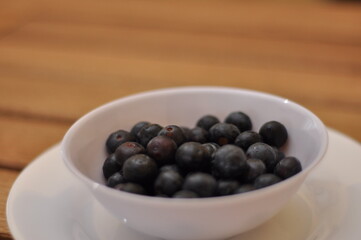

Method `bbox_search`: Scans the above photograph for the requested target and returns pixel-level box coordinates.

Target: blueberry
[273,146,286,161]
[246,143,278,172]
[154,170,184,196]
[202,142,220,160]
[159,164,182,174]
[114,183,147,195]
[196,115,220,130]
[122,154,158,184]
[259,121,288,148]
[180,126,192,142]
[115,142,145,167]
[234,184,256,194]
[136,124,163,147]
[243,158,266,183]
[189,127,209,143]
[183,172,217,198]
[175,142,208,172]
[216,180,240,196]
[274,157,302,179]
[212,145,248,179]
[209,123,240,146]
[107,172,126,187]
[102,154,122,179]
[173,190,199,198]
[130,121,151,139]
[106,130,136,153]
[147,136,177,166]
[234,131,263,151]
[225,111,252,132]
[158,125,186,146]
[254,174,282,189]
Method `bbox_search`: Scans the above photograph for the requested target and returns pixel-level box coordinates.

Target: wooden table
[0,0,360,239]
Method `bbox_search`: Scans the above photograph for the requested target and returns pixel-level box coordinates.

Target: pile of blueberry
[102,112,302,198]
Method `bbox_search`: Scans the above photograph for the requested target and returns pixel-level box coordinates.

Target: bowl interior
[62,87,327,186]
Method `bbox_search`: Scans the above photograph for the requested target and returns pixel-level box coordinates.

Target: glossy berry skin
[216,180,240,196]
[107,172,126,187]
[234,184,256,194]
[224,111,252,132]
[122,154,158,184]
[175,142,208,172]
[173,190,199,198]
[115,142,145,167]
[136,124,163,147]
[243,158,266,183]
[254,174,282,189]
[183,172,217,198]
[259,121,288,148]
[234,131,263,151]
[159,164,182,174]
[273,147,286,162]
[154,170,184,196]
[196,115,220,131]
[114,183,147,195]
[131,121,151,140]
[209,123,240,146]
[202,142,220,160]
[274,157,302,179]
[212,145,248,179]
[189,127,209,143]
[146,136,177,166]
[246,143,278,172]
[102,154,122,179]
[106,130,136,154]
[158,125,186,146]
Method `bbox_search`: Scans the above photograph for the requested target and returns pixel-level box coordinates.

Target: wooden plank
[0,116,69,169]
[1,22,360,77]
[0,168,18,238]
[32,0,361,45]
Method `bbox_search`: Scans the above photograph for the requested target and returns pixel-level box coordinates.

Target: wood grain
[0,0,360,238]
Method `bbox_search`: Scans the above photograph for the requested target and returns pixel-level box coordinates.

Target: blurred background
[0,0,360,167]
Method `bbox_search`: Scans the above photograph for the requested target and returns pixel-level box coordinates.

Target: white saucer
[6,129,361,240]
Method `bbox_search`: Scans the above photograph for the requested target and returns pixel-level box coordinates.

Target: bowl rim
[61,86,329,206]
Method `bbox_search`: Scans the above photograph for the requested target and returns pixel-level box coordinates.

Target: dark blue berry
[189,127,209,143]
[147,136,177,166]
[246,143,278,172]
[102,154,121,179]
[234,184,256,194]
[259,121,288,148]
[254,174,282,189]
[209,123,240,146]
[154,170,184,196]
[136,124,163,147]
[106,130,136,154]
[173,190,199,198]
[175,142,208,172]
[234,131,263,151]
[159,164,182,174]
[107,172,126,187]
[130,121,151,139]
[274,157,302,179]
[216,180,240,196]
[183,172,217,198]
[122,154,158,184]
[273,146,286,161]
[242,159,266,183]
[115,142,145,167]
[180,126,192,142]
[158,125,186,146]
[212,145,248,179]
[114,183,147,195]
[196,115,220,130]
[225,111,252,132]
[202,142,220,161]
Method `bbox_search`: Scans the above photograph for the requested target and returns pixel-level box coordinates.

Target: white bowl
[61,86,328,240]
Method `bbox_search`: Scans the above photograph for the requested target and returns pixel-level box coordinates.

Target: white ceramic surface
[60,87,328,240]
[7,129,361,240]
